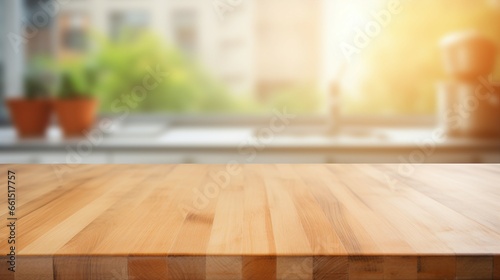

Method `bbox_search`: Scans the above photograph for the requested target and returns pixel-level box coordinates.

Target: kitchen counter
[1,126,500,164]
[1,125,500,151]
[1,164,499,279]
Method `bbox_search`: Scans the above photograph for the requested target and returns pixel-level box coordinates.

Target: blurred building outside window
[170,9,198,57]
[110,10,150,41]
[59,12,89,58]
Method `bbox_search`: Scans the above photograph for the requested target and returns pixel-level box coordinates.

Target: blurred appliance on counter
[437,30,500,138]
[440,31,496,80]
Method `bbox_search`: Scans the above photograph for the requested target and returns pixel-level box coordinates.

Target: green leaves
[93,32,236,113]
[57,60,97,99]
[24,75,49,99]
[23,56,56,99]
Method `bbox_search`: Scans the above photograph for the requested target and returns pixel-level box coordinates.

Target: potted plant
[53,61,99,137]
[6,74,52,138]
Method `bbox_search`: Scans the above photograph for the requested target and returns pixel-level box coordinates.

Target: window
[15,0,500,120]
[62,14,87,52]
[170,9,198,56]
[59,13,89,57]
[110,10,150,40]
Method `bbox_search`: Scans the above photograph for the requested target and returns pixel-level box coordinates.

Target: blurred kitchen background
[0,0,499,165]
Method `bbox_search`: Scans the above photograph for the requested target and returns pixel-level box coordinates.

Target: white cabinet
[328,152,480,163]
[0,152,109,164]
[479,153,500,163]
[110,152,185,164]
[252,154,327,164]
[1,151,499,164]
[329,154,399,163]
[189,152,326,164]
[0,153,36,163]
[37,153,109,164]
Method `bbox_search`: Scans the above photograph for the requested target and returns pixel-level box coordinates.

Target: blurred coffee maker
[437,30,500,138]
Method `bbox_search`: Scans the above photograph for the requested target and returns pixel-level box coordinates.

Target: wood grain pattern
[416,256,456,279]
[456,256,493,279]
[313,256,348,280]
[206,256,241,280]
[128,256,168,280]
[494,255,500,279]
[0,164,499,279]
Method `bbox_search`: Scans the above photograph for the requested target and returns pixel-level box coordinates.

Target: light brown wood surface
[0,164,499,279]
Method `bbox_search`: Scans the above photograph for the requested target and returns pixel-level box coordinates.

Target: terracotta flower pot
[53,98,98,137]
[7,98,52,138]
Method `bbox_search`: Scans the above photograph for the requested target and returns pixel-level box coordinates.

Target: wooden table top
[1,164,499,279]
